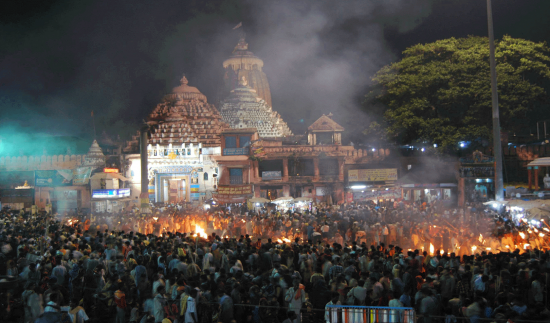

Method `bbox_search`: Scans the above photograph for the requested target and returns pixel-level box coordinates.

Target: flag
[91,110,94,117]
[232,22,242,30]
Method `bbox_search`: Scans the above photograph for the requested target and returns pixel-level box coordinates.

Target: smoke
[244,0,435,136]
[0,0,435,153]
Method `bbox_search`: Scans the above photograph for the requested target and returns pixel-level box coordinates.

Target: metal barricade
[325,305,415,323]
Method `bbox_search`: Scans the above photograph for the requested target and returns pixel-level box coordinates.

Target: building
[219,76,292,138]
[0,140,104,213]
[124,76,227,204]
[222,36,272,106]
[213,114,384,204]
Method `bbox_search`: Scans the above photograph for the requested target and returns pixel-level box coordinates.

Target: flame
[544,228,550,232]
[519,232,526,239]
[225,235,229,239]
[539,233,545,237]
[472,246,477,252]
[153,217,158,221]
[283,238,291,243]
[478,234,483,243]
[505,245,510,249]
[277,239,283,243]
[195,224,208,239]
[524,244,530,249]
[440,250,444,256]
[429,243,434,256]
[534,228,539,233]
[486,248,491,251]
[528,229,532,234]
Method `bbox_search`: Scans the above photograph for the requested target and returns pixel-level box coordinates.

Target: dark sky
[0,0,549,155]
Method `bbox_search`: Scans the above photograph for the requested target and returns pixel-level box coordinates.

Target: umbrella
[272,196,294,204]
[249,197,270,203]
[293,197,312,202]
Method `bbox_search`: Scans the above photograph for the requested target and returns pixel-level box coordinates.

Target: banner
[351,188,402,201]
[35,170,72,187]
[72,167,92,185]
[348,168,398,182]
[262,171,282,180]
[217,185,252,195]
[190,184,200,201]
[213,185,253,204]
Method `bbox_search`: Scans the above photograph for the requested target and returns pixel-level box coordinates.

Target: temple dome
[166,75,207,102]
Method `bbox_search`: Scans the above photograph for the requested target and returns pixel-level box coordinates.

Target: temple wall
[0,155,85,171]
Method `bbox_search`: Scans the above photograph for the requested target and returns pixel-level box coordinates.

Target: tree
[364,36,550,151]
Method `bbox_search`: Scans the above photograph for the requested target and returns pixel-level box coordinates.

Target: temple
[222,36,272,106]
[123,76,226,204]
[219,76,292,138]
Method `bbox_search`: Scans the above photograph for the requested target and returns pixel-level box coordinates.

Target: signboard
[92,188,131,199]
[217,185,252,195]
[104,168,119,173]
[348,168,397,182]
[223,148,249,156]
[262,171,282,180]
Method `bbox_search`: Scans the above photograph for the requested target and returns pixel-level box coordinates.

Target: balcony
[230,176,244,184]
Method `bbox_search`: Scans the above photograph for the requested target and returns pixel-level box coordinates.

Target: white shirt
[184,297,197,323]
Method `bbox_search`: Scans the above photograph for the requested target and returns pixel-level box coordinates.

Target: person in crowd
[0,199,548,323]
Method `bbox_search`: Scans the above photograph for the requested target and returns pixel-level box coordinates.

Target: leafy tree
[364,35,550,151]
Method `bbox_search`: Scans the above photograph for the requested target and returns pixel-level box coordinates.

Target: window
[289,158,314,176]
[225,136,237,148]
[319,159,339,175]
[316,132,333,145]
[204,173,209,181]
[259,160,283,176]
[239,135,251,148]
[229,168,243,184]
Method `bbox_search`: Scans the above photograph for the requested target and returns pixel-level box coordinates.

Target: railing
[325,305,416,323]
[229,176,243,184]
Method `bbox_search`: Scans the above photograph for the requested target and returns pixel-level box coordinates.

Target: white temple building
[219,76,293,138]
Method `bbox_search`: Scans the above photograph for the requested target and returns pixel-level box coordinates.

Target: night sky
[0,0,549,155]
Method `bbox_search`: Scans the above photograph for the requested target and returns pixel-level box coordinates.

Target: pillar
[313,158,320,181]
[534,166,539,190]
[283,158,289,181]
[338,158,344,181]
[140,124,149,214]
[527,167,532,189]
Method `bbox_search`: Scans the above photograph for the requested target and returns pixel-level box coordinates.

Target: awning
[527,157,550,167]
[91,172,130,181]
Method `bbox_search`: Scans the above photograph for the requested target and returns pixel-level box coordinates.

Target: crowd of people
[0,199,548,323]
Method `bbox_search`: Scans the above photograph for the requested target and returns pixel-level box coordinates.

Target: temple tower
[223,36,272,107]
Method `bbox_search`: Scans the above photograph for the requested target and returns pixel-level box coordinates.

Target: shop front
[91,188,132,213]
[401,184,456,204]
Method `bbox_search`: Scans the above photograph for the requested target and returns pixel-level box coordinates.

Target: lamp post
[487,0,504,201]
